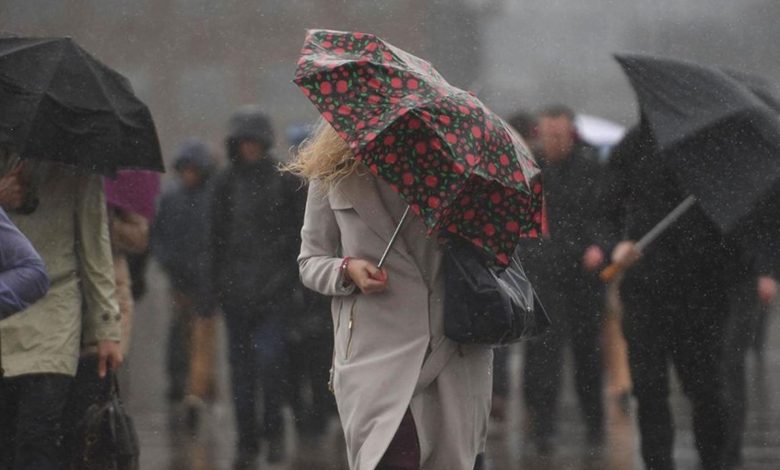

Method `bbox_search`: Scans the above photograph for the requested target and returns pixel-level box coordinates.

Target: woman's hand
[346,258,388,294]
[0,166,25,211]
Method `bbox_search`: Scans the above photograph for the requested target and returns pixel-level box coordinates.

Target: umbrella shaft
[636,195,697,252]
[378,206,411,269]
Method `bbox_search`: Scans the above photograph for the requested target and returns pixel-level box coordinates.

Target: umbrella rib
[0,37,62,64]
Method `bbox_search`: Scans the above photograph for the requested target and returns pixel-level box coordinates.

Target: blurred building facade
[2,0,777,166]
[1,0,493,165]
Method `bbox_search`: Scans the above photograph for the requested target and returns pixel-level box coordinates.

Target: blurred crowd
[0,100,776,470]
[150,102,776,470]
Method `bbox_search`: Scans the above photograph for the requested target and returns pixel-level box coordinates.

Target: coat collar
[336,169,416,267]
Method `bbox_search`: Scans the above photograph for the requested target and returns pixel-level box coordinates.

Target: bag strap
[104,367,121,399]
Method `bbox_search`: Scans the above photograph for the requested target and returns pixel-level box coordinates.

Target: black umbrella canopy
[615,53,778,150]
[724,69,780,114]
[0,36,164,174]
[616,53,780,233]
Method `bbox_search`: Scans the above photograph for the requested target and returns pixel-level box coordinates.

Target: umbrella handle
[600,263,622,283]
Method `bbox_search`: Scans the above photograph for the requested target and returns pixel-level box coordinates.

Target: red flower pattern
[293,29,544,264]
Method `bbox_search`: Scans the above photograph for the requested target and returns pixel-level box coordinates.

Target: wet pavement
[126,264,780,469]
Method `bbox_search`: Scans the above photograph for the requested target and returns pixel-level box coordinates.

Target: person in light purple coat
[0,207,48,319]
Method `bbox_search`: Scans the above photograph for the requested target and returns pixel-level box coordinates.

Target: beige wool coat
[299,169,492,470]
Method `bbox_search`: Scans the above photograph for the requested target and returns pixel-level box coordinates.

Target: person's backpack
[443,236,551,346]
[70,371,139,470]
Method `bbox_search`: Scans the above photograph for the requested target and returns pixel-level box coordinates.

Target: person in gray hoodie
[151,139,216,416]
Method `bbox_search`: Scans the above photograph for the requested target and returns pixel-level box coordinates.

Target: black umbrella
[725,69,780,114]
[0,36,163,174]
[615,53,780,233]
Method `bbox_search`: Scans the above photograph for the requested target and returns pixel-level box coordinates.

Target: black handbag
[70,370,139,470]
[443,236,551,346]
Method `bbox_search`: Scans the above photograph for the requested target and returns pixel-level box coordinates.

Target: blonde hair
[285,119,359,188]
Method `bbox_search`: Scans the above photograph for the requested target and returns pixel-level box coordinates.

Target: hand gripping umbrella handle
[600,195,697,282]
[377,206,411,269]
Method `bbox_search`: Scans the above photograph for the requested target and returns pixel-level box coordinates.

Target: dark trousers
[287,333,335,436]
[522,269,605,440]
[377,409,420,470]
[0,374,72,470]
[375,410,485,470]
[622,275,728,470]
[166,292,193,402]
[222,304,289,456]
[59,356,108,469]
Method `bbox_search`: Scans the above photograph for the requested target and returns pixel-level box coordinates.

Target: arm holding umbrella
[298,180,387,297]
[601,195,697,281]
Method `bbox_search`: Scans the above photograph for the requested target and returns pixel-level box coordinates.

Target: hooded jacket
[151,140,214,300]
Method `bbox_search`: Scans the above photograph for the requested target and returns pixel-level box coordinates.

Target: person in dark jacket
[490,110,537,423]
[602,122,764,470]
[150,139,216,420]
[722,194,779,468]
[0,206,48,319]
[209,106,300,469]
[519,105,607,453]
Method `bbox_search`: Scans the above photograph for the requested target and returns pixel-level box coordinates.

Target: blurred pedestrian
[0,158,122,470]
[209,107,300,468]
[506,111,539,151]
[603,123,743,470]
[104,170,159,360]
[291,120,493,470]
[151,139,217,426]
[490,110,538,422]
[517,105,606,453]
[0,204,48,319]
[722,198,779,468]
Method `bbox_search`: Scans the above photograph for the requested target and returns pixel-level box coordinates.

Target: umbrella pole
[601,195,697,282]
[377,206,411,269]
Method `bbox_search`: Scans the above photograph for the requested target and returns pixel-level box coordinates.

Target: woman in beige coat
[291,121,492,470]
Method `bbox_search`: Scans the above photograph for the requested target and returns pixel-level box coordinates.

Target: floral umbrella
[294,29,543,264]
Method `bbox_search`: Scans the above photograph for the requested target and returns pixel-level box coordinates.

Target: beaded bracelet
[339,256,353,287]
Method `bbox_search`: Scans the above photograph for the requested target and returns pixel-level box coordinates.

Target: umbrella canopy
[294,30,543,264]
[616,53,780,232]
[104,170,160,222]
[0,36,164,174]
[724,69,780,114]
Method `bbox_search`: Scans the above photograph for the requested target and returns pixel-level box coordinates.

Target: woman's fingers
[346,258,389,294]
[358,265,387,294]
[368,266,388,282]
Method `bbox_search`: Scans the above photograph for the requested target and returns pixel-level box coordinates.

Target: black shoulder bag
[443,236,551,346]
